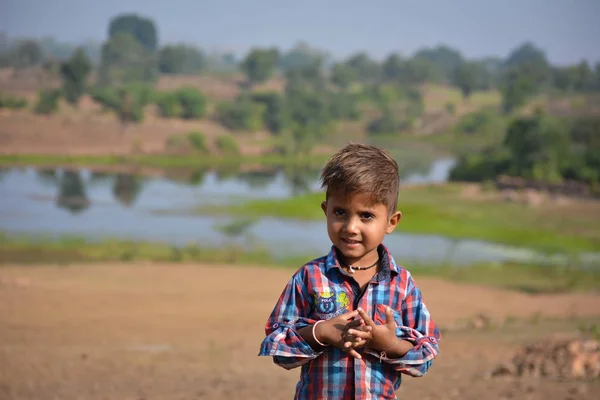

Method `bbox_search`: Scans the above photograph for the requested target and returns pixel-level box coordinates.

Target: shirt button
[273,323,279,329]
[429,338,436,343]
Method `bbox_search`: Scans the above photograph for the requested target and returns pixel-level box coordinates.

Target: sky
[1,0,599,65]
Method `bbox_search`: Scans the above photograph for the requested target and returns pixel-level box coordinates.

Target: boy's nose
[343,217,360,234]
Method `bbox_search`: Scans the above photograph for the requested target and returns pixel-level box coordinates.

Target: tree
[284,58,325,89]
[158,44,206,74]
[330,63,356,89]
[34,89,61,114]
[413,45,464,82]
[397,58,439,85]
[503,112,570,180]
[60,47,92,106]
[552,66,578,92]
[108,14,158,52]
[367,108,398,135]
[241,48,279,85]
[500,68,535,113]
[216,97,266,132]
[503,42,551,92]
[382,54,404,81]
[13,40,43,68]
[98,33,157,85]
[344,52,380,83]
[250,91,287,133]
[279,41,329,71]
[89,86,145,127]
[572,61,595,91]
[284,85,332,155]
[452,62,480,98]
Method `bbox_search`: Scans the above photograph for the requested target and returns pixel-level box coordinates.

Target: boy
[259,143,440,399]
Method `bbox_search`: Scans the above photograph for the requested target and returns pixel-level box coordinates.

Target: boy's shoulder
[292,254,328,279]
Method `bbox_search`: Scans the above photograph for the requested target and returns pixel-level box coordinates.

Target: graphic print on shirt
[314,288,350,320]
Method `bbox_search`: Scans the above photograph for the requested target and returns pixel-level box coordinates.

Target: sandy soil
[1,263,599,400]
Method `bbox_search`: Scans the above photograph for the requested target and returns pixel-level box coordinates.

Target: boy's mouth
[342,238,361,245]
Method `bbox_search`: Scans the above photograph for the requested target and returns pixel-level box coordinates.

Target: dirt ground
[1,263,599,400]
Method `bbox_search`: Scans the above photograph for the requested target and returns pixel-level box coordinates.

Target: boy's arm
[258,272,323,370]
[366,274,441,377]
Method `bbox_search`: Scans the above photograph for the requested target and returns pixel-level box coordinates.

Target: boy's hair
[320,143,400,214]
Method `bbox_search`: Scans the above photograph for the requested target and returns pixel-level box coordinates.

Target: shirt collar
[325,244,400,281]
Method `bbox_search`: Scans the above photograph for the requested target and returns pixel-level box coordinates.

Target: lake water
[1,159,597,266]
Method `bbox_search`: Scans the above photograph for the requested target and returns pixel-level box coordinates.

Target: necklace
[339,258,379,274]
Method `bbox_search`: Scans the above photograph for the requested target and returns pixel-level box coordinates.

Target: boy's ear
[321,201,327,214]
[386,211,402,234]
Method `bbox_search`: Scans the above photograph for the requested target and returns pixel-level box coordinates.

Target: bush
[215,135,240,155]
[177,88,207,119]
[187,131,208,153]
[89,86,144,123]
[34,89,61,114]
[328,92,361,120]
[449,150,511,182]
[123,83,156,106]
[456,108,506,136]
[155,92,181,118]
[0,93,28,109]
[367,109,398,135]
[250,91,287,133]
[216,99,265,131]
[89,86,121,111]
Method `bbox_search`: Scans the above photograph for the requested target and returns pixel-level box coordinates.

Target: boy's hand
[342,319,372,350]
[344,307,398,353]
[314,310,364,358]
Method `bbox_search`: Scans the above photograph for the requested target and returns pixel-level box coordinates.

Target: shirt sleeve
[368,273,441,377]
[258,269,322,370]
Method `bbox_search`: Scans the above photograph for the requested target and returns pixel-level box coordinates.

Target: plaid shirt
[259,245,440,400]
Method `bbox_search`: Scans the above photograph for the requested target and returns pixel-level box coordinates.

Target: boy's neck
[335,246,381,270]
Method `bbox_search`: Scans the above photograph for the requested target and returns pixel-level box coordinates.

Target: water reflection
[36,168,59,186]
[56,170,90,214]
[15,159,455,215]
[236,170,279,189]
[113,174,144,207]
[3,160,598,266]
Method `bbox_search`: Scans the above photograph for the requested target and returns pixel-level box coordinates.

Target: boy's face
[321,190,402,267]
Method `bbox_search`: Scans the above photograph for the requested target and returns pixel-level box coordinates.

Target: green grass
[1,234,598,293]
[0,234,273,266]
[196,183,600,253]
[409,262,600,294]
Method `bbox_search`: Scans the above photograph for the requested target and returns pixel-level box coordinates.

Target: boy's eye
[334,209,345,216]
[361,213,374,220]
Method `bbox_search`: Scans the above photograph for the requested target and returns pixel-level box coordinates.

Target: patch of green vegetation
[0,92,28,109]
[197,183,600,253]
[409,262,600,294]
[215,135,240,155]
[1,234,598,293]
[0,234,272,266]
[187,131,208,153]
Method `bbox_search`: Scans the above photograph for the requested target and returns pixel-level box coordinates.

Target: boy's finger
[348,329,372,339]
[346,348,362,359]
[339,310,359,320]
[385,307,397,328]
[356,308,376,328]
[346,319,363,329]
